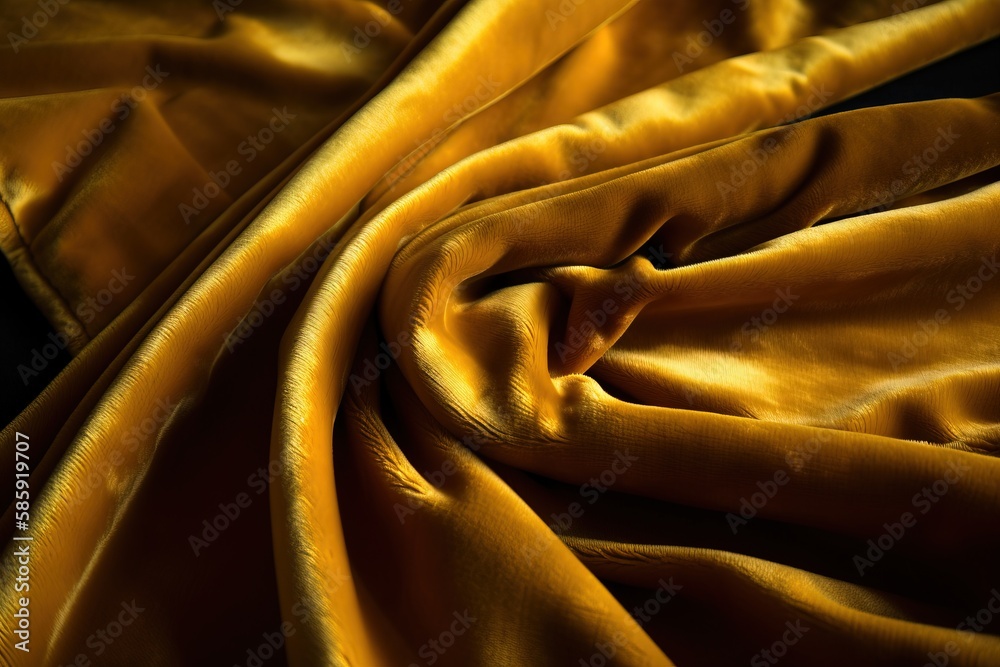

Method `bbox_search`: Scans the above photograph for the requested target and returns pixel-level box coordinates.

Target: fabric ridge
[1,0,1000,665]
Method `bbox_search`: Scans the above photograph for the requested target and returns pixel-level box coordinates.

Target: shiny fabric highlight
[2,0,1000,665]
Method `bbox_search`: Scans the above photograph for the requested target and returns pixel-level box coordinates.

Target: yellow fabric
[2,0,1000,664]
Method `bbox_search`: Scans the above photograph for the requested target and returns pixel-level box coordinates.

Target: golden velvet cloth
[2,0,1000,664]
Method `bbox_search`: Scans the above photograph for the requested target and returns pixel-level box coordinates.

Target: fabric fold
[2,0,1000,665]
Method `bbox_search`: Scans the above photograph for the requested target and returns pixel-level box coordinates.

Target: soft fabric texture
[2,0,1000,664]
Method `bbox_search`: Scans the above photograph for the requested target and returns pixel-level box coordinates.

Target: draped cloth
[2,0,1000,664]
